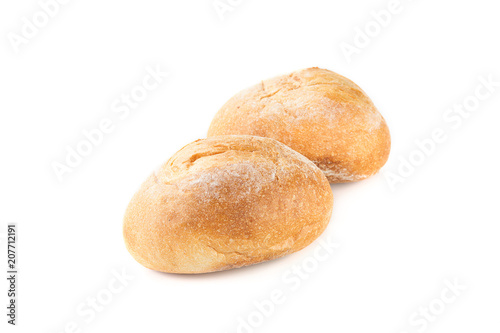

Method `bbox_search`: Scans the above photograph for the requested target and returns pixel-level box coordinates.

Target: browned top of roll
[123,135,333,273]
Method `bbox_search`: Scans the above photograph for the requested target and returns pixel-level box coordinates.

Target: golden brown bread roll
[207,67,391,183]
[123,135,333,274]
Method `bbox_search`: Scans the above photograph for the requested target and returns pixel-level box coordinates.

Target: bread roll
[123,135,333,274]
[207,67,391,183]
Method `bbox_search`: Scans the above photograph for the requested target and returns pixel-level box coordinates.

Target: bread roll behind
[207,67,391,183]
[123,135,333,274]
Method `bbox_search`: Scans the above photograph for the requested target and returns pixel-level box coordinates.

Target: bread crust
[123,135,333,274]
[207,67,391,183]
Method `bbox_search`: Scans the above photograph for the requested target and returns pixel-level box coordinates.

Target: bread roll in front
[207,67,391,183]
[123,135,333,274]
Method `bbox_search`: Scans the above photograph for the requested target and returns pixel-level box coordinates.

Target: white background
[1,0,499,332]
